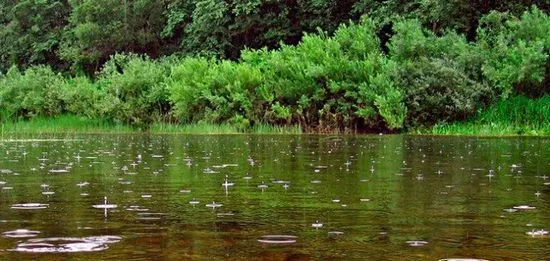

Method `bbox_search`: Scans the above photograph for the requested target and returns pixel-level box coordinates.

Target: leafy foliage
[0,66,66,119]
[395,59,494,127]
[60,0,167,73]
[0,5,548,133]
[97,54,171,126]
[0,0,70,72]
[169,58,262,127]
[477,7,549,97]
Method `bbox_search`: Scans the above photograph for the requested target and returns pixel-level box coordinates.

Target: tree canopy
[1,0,546,74]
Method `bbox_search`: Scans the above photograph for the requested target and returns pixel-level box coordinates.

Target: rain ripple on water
[11,236,122,253]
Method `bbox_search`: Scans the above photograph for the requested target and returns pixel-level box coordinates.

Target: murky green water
[0,135,548,260]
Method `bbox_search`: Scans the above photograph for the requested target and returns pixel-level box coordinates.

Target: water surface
[0,135,548,260]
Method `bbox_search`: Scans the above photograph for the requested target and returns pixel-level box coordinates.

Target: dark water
[0,135,548,260]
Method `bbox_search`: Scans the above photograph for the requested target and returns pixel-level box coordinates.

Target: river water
[0,135,548,260]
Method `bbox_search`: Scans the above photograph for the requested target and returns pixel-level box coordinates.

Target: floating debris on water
[2,229,40,238]
[136,212,165,221]
[205,202,222,209]
[312,220,323,229]
[216,212,235,217]
[126,206,149,212]
[11,203,49,210]
[203,168,218,174]
[439,258,489,261]
[77,182,89,187]
[526,229,548,237]
[406,240,428,247]
[222,176,235,187]
[12,235,122,253]
[513,205,536,210]
[328,231,344,237]
[257,235,297,244]
[48,169,70,174]
[92,197,117,209]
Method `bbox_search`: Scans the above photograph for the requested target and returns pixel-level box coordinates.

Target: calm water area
[0,135,548,260]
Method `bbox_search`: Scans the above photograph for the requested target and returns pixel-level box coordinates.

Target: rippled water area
[0,135,548,260]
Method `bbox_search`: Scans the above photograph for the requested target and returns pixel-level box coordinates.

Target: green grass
[1,115,135,136]
[3,95,548,137]
[420,95,550,136]
[0,115,302,135]
[151,122,302,134]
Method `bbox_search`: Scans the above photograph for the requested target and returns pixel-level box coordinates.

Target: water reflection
[0,135,548,259]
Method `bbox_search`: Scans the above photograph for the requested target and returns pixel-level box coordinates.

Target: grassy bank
[1,8,547,134]
[1,96,547,137]
[418,96,550,136]
[0,115,302,135]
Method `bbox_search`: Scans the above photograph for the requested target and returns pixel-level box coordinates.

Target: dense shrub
[97,54,171,126]
[477,7,550,97]
[1,7,547,133]
[0,65,66,119]
[389,19,486,80]
[395,59,495,127]
[240,19,406,131]
[168,58,262,127]
[59,76,105,118]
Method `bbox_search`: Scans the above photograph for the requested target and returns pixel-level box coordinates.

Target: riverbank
[1,8,547,136]
[418,95,550,136]
[1,112,548,137]
[1,95,548,137]
[0,115,303,136]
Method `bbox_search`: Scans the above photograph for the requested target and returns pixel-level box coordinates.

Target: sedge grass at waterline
[424,96,550,136]
[0,115,302,135]
[0,115,135,135]
[150,122,302,134]
[427,123,550,136]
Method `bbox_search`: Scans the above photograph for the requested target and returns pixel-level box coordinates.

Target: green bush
[242,19,408,131]
[0,65,66,119]
[59,76,105,118]
[97,54,171,126]
[395,59,495,127]
[389,19,485,80]
[477,7,549,97]
[168,58,262,126]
